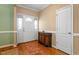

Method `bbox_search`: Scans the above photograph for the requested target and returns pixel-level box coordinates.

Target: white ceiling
[17,4,49,12]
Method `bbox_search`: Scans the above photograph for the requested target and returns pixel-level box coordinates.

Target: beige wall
[16,6,39,16]
[73,36,79,55]
[39,4,69,31]
[73,4,79,33]
[73,4,79,55]
[39,4,69,46]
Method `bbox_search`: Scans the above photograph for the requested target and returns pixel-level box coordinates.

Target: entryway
[16,14,38,44]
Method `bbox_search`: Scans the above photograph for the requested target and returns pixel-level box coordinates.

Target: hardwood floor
[0,40,68,55]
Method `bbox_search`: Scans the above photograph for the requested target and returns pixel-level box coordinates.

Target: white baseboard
[0,44,14,48]
[52,45,57,49]
[13,44,17,47]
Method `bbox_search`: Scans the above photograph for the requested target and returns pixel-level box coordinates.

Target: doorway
[16,14,38,44]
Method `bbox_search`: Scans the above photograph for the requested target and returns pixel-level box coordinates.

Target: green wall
[0,4,14,46]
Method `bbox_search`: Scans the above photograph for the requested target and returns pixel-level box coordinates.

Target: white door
[23,15,38,42]
[17,14,38,43]
[17,14,23,43]
[56,5,73,54]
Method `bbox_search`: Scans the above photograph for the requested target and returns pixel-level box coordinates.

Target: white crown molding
[16,4,49,12]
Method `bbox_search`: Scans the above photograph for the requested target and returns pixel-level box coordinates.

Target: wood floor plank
[0,40,68,55]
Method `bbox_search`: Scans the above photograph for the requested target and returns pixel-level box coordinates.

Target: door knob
[68,32,72,34]
[23,29,24,32]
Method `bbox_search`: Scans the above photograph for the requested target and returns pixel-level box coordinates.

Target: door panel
[56,34,72,54]
[56,5,73,54]
[57,7,72,34]
[23,15,37,42]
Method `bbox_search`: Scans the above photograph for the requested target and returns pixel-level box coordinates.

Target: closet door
[56,5,73,54]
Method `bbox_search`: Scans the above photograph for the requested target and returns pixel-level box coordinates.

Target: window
[17,18,22,29]
[34,20,38,29]
[25,17,32,22]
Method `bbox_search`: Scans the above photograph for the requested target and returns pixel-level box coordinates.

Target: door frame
[22,14,38,42]
[14,11,39,44]
[56,5,73,54]
[13,6,39,47]
[13,6,17,47]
